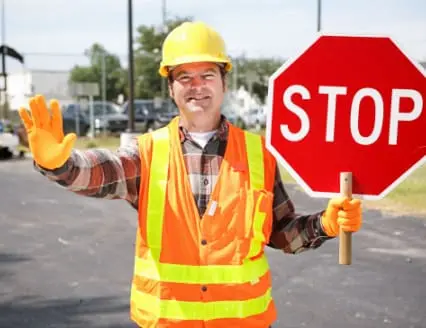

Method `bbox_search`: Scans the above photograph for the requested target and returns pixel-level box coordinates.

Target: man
[19,21,362,328]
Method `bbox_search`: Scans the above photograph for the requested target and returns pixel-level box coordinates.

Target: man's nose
[190,75,205,87]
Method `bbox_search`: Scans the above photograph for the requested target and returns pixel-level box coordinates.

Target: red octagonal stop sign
[266,34,426,199]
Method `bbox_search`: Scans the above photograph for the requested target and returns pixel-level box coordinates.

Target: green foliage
[133,16,193,99]
[69,43,125,102]
[69,17,284,104]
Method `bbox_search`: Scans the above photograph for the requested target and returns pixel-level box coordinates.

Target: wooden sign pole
[339,172,352,265]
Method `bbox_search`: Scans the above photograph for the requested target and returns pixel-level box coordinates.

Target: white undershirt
[188,130,217,148]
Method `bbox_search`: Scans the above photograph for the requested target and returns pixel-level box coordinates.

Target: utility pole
[1,0,7,119]
[317,0,322,32]
[161,0,167,102]
[101,52,107,134]
[127,0,135,132]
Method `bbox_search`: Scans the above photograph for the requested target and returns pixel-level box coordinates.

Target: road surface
[1,158,425,328]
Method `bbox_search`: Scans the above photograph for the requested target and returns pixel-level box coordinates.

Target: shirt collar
[178,115,229,143]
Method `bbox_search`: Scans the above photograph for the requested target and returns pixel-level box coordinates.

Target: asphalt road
[1,158,425,328]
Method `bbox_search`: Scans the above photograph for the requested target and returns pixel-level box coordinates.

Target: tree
[69,43,125,101]
[133,16,193,99]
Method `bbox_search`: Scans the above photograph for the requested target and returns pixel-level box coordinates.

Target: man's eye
[203,73,215,80]
[178,76,191,82]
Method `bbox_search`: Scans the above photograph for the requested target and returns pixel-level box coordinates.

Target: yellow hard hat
[159,21,232,77]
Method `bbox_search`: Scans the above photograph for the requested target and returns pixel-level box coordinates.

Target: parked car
[0,120,20,159]
[121,99,178,132]
[88,101,128,133]
[62,105,90,136]
[63,101,128,134]
[154,103,179,129]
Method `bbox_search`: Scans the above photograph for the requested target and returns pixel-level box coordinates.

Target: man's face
[168,62,226,117]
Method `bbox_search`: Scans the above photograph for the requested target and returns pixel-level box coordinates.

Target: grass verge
[279,164,426,216]
[363,164,426,216]
[74,136,121,151]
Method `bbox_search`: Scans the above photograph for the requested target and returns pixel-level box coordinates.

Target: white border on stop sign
[265,31,426,201]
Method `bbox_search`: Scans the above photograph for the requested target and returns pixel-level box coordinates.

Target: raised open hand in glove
[18,95,76,169]
[321,197,362,237]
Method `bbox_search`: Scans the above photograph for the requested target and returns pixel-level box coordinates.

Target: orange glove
[18,95,76,169]
[321,197,362,237]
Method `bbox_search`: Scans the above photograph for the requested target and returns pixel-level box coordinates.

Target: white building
[224,85,263,117]
[5,69,75,111]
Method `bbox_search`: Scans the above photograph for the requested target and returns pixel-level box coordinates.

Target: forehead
[171,62,220,75]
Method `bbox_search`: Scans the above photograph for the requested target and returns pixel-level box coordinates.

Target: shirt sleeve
[268,166,333,254]
[34,137,141,208]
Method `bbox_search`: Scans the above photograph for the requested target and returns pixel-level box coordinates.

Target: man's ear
[223,75,228,92]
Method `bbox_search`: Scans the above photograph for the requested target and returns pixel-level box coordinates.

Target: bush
[235,117,247,130]
[85,141,98,148]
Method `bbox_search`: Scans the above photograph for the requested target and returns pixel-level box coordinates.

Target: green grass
[279,166,296,184]
[279,163,426,216]
[364,163,426,216]
[74,135,121,151]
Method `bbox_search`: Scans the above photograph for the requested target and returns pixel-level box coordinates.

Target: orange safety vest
[131,117,277,328]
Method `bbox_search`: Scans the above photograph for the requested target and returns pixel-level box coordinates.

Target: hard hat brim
[159,54,232,77]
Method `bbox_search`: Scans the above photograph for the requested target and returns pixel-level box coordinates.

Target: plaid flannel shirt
[36,117,331,253]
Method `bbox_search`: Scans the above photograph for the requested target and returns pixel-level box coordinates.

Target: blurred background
[1,3,426,327]
[0,0,425,145]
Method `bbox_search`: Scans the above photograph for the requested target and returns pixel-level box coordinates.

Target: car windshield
[135,101,154,115]
[92,103,120,116]
[123,100,176,114]
[84,103,121,116]
[64,104,80,115]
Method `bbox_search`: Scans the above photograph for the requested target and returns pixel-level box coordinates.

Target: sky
[4,0,426,73]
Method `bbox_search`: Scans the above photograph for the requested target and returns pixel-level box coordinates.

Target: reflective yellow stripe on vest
[132,286,272,320]
[244,131,267,259]
[134,253,269,284]
[244,131,264,190]
[141,127,271,312]
[147,126,170,259]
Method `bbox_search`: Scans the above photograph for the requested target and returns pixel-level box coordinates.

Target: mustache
[184,89,211,98]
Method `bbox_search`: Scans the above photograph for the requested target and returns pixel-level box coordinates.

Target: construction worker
[18,21,362,328]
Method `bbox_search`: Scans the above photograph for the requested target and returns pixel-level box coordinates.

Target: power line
[22,52,84,57]
[21,52,127,58]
